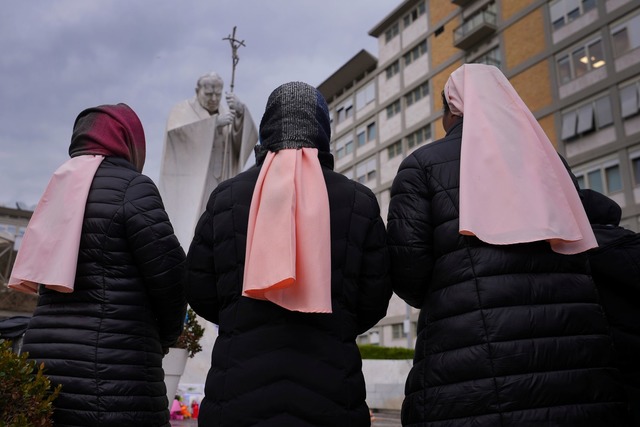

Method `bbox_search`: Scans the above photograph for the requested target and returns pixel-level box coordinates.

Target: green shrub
[358,344,414,360]
[0,339,61,427]
[175,308,205,358]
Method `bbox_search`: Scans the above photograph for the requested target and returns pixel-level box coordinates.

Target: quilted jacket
[386,121,629,426]
[582,189,640,423]
[185,152,392,426]
[22,157,186,427]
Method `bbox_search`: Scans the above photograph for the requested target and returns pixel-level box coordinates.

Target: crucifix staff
[223,26,245,93]
[221,26,246,180]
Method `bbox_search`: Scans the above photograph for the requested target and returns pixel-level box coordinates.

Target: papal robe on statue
[159,97,258,247]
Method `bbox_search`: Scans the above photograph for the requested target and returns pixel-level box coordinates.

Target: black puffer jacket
[387,121,629,426]
[582,189,640,423]
[185,150,392,426]
[22,157,186,427]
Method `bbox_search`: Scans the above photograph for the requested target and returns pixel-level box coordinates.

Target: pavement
[170,409,402,426]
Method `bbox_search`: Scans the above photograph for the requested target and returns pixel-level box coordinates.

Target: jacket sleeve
[355,192,393,334]
[124,174,187,349]
[184,193,219,324]
[386,154,434,308]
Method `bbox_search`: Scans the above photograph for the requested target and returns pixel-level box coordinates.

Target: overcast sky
[0,0,401,208]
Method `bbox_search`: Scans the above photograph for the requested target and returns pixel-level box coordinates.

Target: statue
[158,71,258,247]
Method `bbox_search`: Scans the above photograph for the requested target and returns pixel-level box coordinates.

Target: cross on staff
[220,26,246,181]
[222,26,245,93]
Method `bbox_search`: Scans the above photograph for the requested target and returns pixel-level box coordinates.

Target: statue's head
[195,72,224,115]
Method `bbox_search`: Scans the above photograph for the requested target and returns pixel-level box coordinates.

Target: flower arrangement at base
[174,307,204,358]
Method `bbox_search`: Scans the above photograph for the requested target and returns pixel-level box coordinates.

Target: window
[356,157,377,184]
[357,131,366,147]
[594,96,613,128]
[387,140,403,158]
[334,138,352,159]
[557,56,572,85]
[561,94,613,140]
[385,60,400,79]
[610,13,640,58]
[345,105,353,119]
[561,110,578,140]
[385,23,399,43]
[575,162,623,195]
[407,125,431,148]
[386,99,401,119]
[549,0,597,31]
[335,144,344,159]
[367,122,376,142]
[404,40,427,66]
[335,100,353,124]
[572,47,589,78]
[403,2,426,28]
[471,46,501,67]
[356,82,375,110]
[631,155,640,186]
[575,104,594,134]
[588,169,604,193]
[606,165,622,193]
[620,82,640,119]
[357,122,376,147]
[587,39,605,69]
[556,37,606,85]
[405,81,430,107]
[392,323,406,339]
[345,140,353,155]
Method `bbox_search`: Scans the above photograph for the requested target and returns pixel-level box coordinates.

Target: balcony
[454,10,497,50]
[452,0,476,6]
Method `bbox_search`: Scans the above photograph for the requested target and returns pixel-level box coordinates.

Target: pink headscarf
[242,82,332,313]
[8,104,146,294]
[243,148,332,312]
[444,64,597,254]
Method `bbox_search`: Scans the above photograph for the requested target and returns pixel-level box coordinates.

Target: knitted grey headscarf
[258,82,331,154]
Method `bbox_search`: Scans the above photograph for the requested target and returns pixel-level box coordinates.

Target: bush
[175,308,205,358]
[0,339,61,426]
[358,344,414,360]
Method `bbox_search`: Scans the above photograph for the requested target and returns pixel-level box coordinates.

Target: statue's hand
[225,92,245,116]
[216,111,235,128]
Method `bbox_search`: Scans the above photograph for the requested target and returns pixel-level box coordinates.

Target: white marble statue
[159,72,258,247]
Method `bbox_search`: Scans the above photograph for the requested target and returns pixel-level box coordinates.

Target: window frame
[405,81,430,107]
[356,156,377,184]
[384,22,399,44]
[387,140,403,159]
[560,93,614,141]
[610,11,640,58]
[403,2,426,28]
[407,124,431,149]
[575,159,623,195]
[403,40,428,66]
[385,60,400,80]
[386,99,401,119]
[549,0,597,31]
[555,36,605,85]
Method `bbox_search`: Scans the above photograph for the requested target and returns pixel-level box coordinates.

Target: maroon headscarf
[69,103,146,172]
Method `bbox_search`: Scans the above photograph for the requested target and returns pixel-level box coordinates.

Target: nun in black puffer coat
[387,64,630,426]
[185,82,392,426]
[15,104,186,427]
